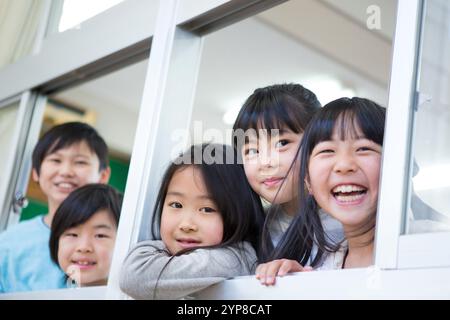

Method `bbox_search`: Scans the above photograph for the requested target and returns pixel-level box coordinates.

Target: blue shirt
[0,215,66,293]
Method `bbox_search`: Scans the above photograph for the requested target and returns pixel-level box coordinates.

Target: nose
[333,151,357,174]
[259,146,277,168]
[59,161,75,177]
[76,235,93,253]
[179,212,198,233]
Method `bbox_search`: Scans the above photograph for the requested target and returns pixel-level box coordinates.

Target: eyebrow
[319,135,371,143]
[166,191,214,201]
[272,128,291,136]
[93,224,114,230]
[47,151,91,158]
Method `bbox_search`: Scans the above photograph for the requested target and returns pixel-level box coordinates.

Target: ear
[99,166,111,184]
[304,177,313,195]
[32,169,39,183]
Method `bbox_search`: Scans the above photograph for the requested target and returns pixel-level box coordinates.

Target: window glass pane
[56,0,125,33]
[1,58,148,294]
[189,0,395,145]
[0,1,46,69]
[407,0,450,234]
[22,59,148,222]
[0,102,20,180]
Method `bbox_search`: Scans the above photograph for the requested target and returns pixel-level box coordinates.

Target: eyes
[245,148,258,156]
[169,202,182,209]
[62,231,111,239]
[312,140,381,156]
[48,158,61,164]
[168,202,217,214]
[46,157,90,165]
[75,160,89,165]
[244,139,291,156]
[200,207,217,213]
[275,139,289,148]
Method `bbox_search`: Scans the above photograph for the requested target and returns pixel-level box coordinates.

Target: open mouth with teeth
[331,184,367,203]
[55,182,77,191]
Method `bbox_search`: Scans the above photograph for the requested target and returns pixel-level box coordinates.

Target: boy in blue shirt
[0,122,111,293]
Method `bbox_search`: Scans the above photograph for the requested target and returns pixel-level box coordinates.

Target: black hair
[150,144,265,298]
[232,83,321,262]
[232,83,321,151]
[268,97,386,266]
[49,183,123,265]
[151,144,265,258]
[32,122,109,175]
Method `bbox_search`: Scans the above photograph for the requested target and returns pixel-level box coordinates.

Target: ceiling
[53,0,398,154]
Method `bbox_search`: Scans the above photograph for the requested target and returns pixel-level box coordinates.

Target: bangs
[232,85,321,151]
[334,110,365,141]
[233,94,312,141]
[240,105,303,134]
[46,137,89,157]
[307,98,385,148]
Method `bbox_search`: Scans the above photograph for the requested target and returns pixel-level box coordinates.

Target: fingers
[255,260,280,286]
[264,260,284,285]
[277,260,302,276]
[255,259,310,286]
[303,265,313,272]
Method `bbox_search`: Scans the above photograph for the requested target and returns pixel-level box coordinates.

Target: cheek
[286,159,300,182]
[79,168,101,182]
[368,158,382,192]
[160,211,174,241]
[36,167,51,182]
[243,163,260,190]
[57,240,72,269]
[243,162,257,179]
[96,242,115,265]
[282,144,300,166]
[307,166,328,198]
[205,218,223,245]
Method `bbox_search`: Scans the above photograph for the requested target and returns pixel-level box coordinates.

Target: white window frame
[105,0,291,300]
[3,94,47,230]
[373,0,422,269]
[375,0,450,271]
[0,92,41,231]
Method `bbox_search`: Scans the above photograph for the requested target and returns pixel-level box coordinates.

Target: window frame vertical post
[105,0,204,299]
[374,0,423,269]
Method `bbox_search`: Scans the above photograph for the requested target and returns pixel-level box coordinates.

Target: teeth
[58,183,75,189]
[332,185,365,193]
[335,194,365,202]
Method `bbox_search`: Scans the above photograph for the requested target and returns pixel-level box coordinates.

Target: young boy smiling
[0,122,110,293]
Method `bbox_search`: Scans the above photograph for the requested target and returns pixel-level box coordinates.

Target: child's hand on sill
[255,259,313,286]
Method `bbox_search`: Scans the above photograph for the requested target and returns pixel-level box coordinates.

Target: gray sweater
[268,205,344,247]
[119,240,257,300]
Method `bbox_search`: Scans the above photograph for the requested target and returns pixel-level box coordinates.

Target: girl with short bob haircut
[49,183,122,287]
[119,144,265,300]
[256,97,386,284]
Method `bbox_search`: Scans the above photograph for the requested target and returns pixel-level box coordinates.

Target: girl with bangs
[256,97,386,284]
[232,84,343,266]
[119,144,264,299]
